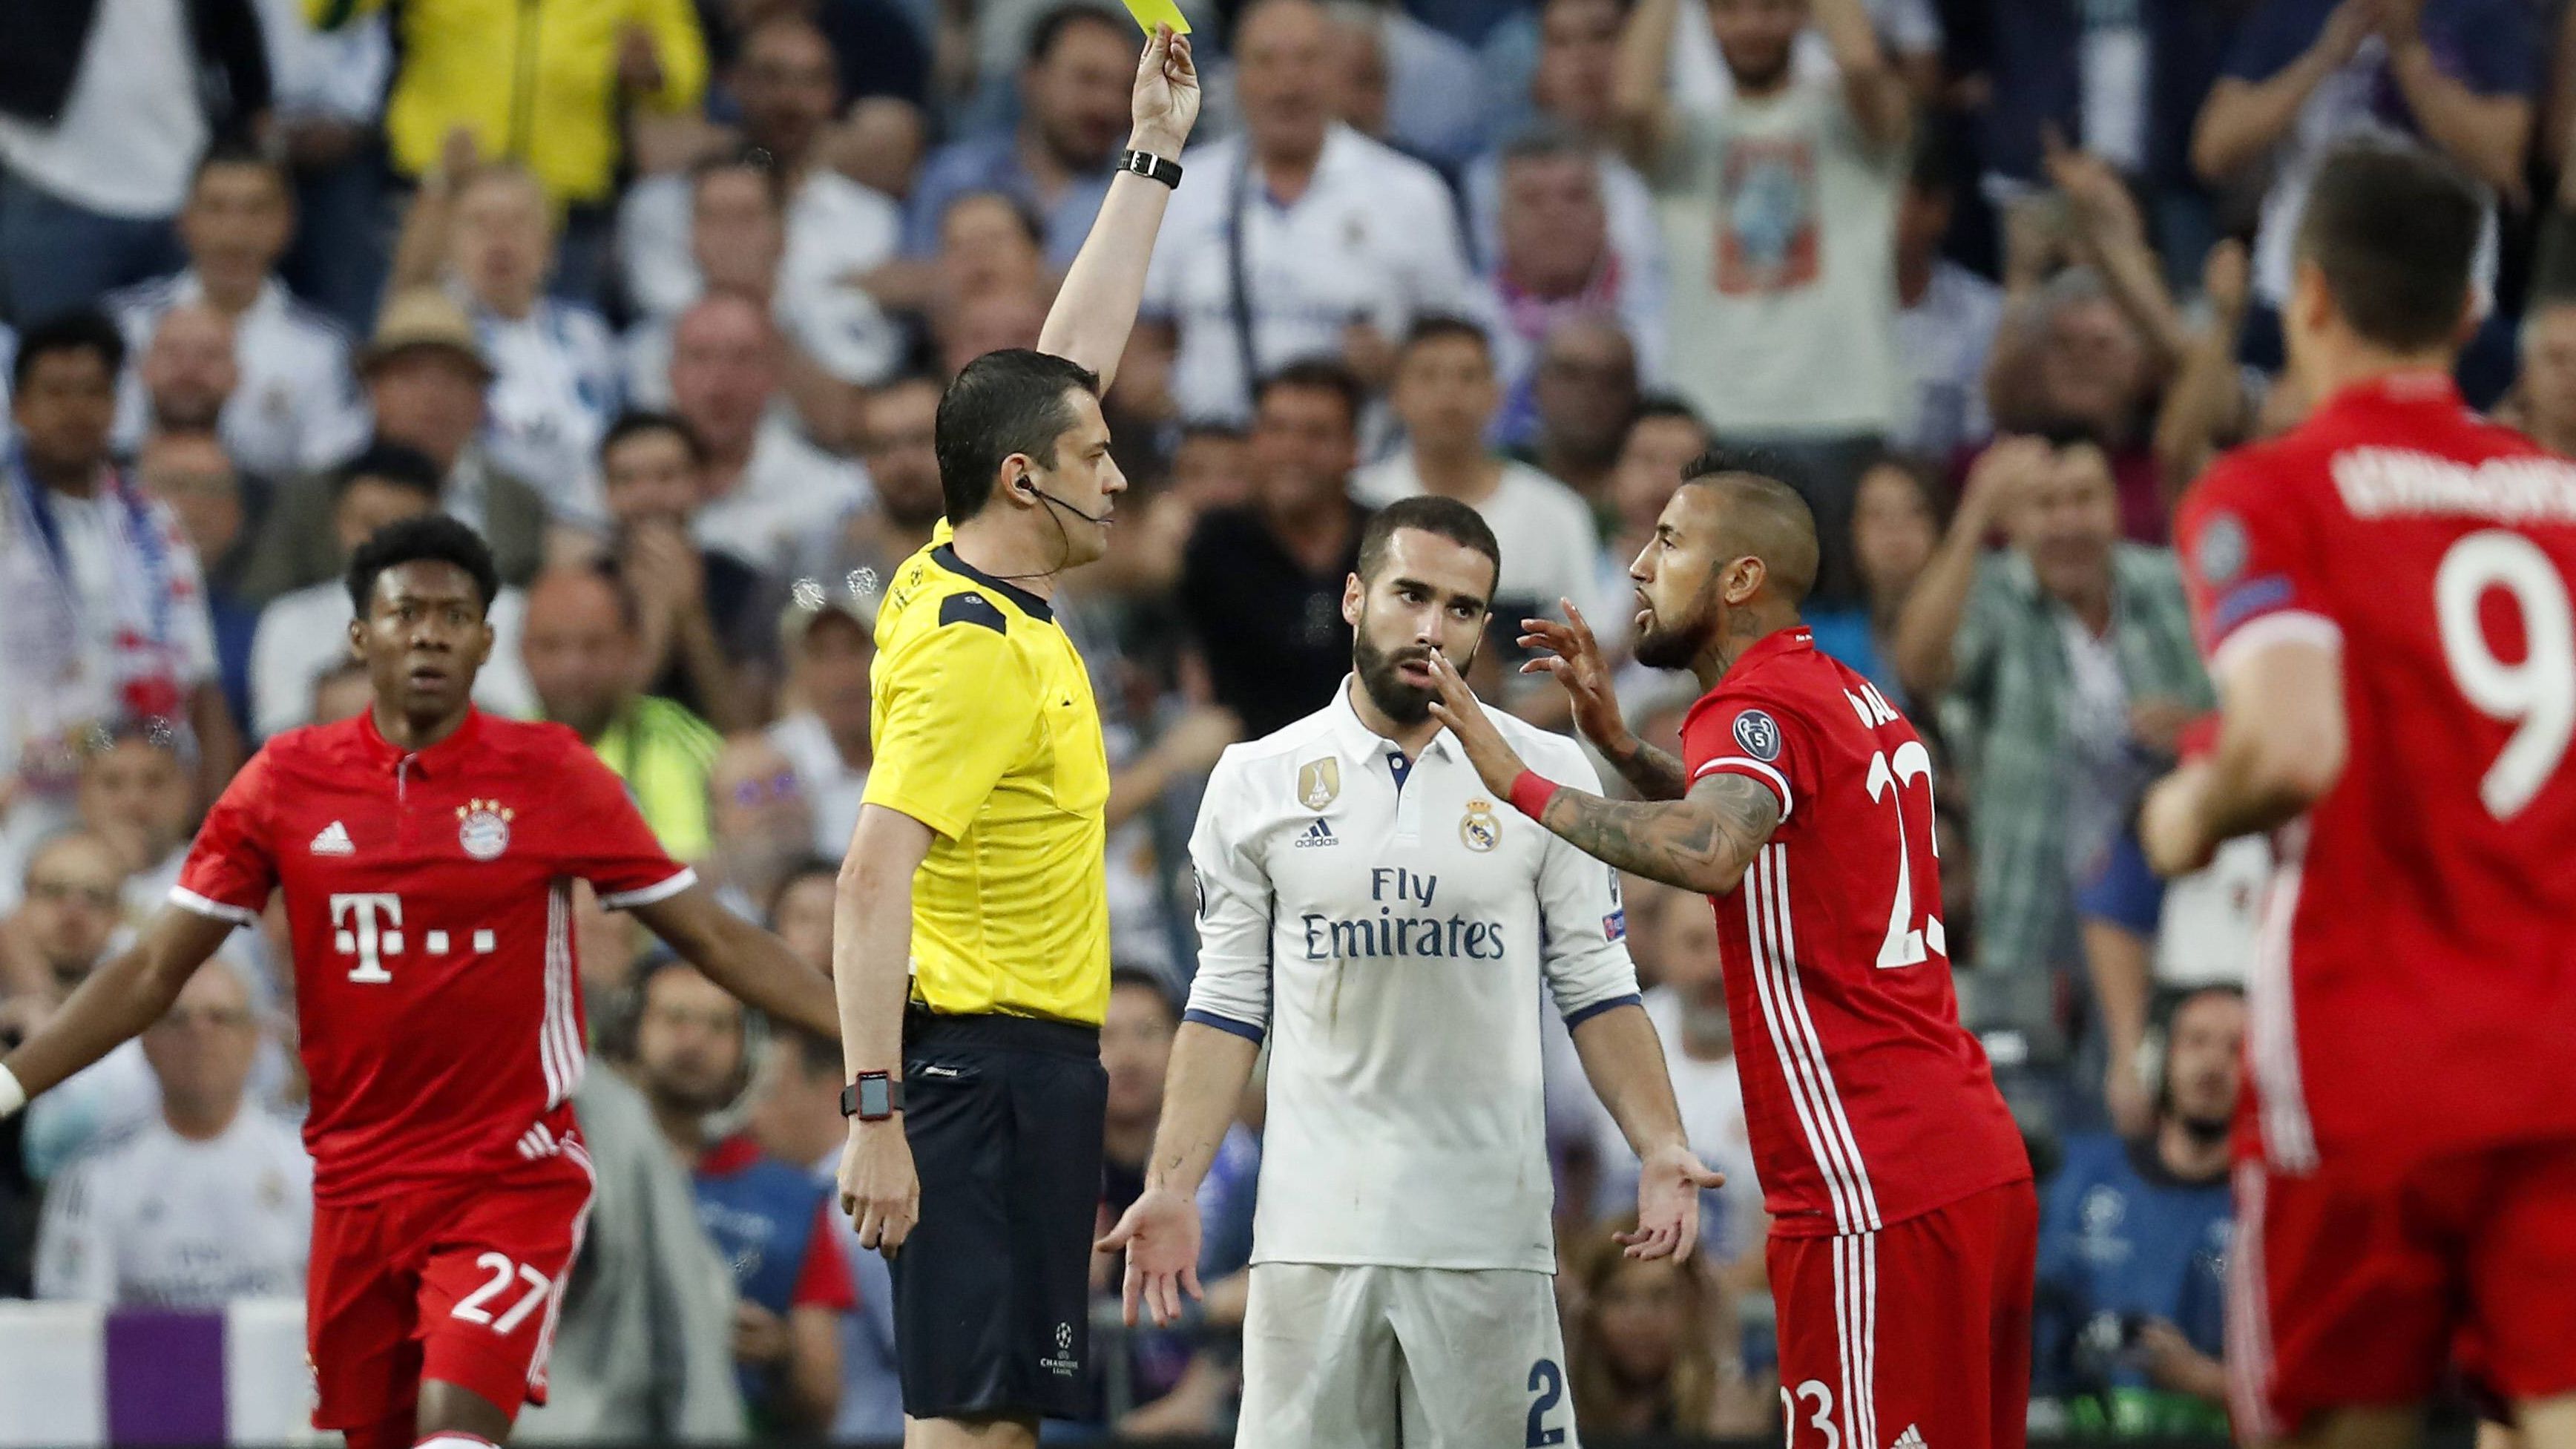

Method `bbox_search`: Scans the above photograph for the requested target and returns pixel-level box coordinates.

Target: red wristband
[1508,769,1560,821]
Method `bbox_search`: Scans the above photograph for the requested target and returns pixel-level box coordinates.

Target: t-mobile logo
[331,893,405,983]
[327,894,496,985]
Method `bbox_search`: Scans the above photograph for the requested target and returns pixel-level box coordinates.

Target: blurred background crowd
[0,0,2569,1438]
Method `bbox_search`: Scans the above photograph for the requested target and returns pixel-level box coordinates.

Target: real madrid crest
[457,798,513,861]
[1459,798,1500,852]
[1298,757,1341,811]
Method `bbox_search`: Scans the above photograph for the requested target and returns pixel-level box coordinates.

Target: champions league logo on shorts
[456,799,514,861]
[1039,1320,1081,1377]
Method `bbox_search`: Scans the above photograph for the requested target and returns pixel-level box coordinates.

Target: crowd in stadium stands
[0,0,2571,1437]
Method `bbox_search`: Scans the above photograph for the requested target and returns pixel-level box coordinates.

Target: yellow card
[1118,0,1192,34]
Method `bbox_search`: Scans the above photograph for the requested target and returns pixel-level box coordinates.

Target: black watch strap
[841,1071,904,1120]
[1120,148,1183,189]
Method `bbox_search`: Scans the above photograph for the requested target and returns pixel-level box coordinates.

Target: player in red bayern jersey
[1427,451,2034,1449]
[2141,142,2576,1449]
[0,516,842,1449]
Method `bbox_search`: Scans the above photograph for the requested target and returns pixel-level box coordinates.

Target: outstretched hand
[1096,1185,1205,1327]
[1519,600,1633,757]
[1425,652,1528,800]
[1621,1143,1726,1261]
[1129,25,1200,157]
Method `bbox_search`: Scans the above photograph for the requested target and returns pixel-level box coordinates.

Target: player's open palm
[1621,1143,1726,1262]
[1096,1185,1203,1327]
[839,1120,919,1253]
[1128,25,1200,154]
[1519,602,1626,755]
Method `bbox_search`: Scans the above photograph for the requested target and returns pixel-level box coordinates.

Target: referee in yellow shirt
[830,23,1199,1447]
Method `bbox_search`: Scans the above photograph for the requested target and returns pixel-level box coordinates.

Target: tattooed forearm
[1537,771,1783,893]
[1603,736,1689,801]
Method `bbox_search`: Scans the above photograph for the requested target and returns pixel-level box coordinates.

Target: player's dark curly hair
[344,514,502,617]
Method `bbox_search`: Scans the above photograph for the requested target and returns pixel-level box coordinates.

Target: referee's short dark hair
[345,513,502,617]
[2295,141,2483,353]
[936,347,1100,523]
[1358,496,1502,599]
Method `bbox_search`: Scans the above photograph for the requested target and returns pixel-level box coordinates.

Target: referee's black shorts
[891,1008,1106,1422]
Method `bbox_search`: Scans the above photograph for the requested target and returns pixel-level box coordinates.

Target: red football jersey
[174,709,693,1204]
[2175,372,2576,1172]
[1680,627,2028,1238]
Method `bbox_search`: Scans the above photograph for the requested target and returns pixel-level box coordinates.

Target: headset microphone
[1022,481,1110,525]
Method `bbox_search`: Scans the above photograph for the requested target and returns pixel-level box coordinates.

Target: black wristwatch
[1119,148,1183,189]
[841,1071,904,1120]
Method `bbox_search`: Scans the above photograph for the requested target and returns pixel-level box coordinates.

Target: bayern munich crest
[457,798,514,861]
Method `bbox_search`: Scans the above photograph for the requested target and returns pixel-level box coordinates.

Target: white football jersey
[34,1110,312,1307]
[1187,680,1640,1272]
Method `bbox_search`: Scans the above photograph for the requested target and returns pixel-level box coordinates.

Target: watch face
[859,1077,893,1117]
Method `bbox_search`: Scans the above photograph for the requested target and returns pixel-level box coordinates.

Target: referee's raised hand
[1128,23,1200,157]
[840,1114,919,1253]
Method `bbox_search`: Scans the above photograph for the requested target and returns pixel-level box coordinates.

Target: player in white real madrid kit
[1098,496,1721,1449]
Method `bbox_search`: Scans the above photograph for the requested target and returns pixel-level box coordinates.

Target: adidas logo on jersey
[1294,818,1338,848]
[1891,1425,1927,1449]
[309,821,355,855]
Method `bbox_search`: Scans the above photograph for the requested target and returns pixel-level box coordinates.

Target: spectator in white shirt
[1355,319,1612,654]
[73,724,194,919]
[0,0,269,326]
[249,443,536,741]
[107,145,364,482]
[766,586,874,861]
[1891,133,1999,462]
[666,292,869,572]
[34,956,312,1307]
[1613,0,1913,608]
[620,14,903,356]
[1140,0,1474,424]
[1475,128,1666,453]
[1466,0,1663,272]
[427,163,622,525]
[0,314,238,827]
[125,303,240,447]
[623,154,899,422]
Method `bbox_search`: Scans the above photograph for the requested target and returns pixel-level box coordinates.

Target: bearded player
[0,516,842,1449]
[2141,142,2576,1449]
[1427,452,2035,1449]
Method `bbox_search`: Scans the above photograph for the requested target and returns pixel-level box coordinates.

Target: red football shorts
[2230,1140,2576,1440]
[1767,1179,2037,1449]
[304,1146,595,1431]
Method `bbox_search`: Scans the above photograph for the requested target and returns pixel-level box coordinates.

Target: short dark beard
[1353,622,1436,725]
[1632,586,1716,671]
